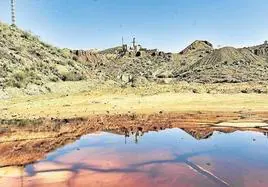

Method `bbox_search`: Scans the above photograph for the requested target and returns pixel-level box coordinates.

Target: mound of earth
[173,40,214,67]
[179,40,213,55]
[178,47,268,83]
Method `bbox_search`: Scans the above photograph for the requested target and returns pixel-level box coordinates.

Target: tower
[11,0,16,25]
[132,37,136,49]
[132,37,137,52]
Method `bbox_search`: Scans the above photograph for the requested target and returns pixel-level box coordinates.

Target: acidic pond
[1,128,268,187]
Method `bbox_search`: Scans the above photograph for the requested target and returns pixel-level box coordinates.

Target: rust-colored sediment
[0,111,268,167]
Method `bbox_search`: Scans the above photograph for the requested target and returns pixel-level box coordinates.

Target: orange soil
[0,111,268,167]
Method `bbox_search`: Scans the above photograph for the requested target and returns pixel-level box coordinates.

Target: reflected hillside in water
[1,128,268,187]
[1,112,268,167]
[109,126,266,143]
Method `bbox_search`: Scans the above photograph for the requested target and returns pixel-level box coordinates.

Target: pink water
[1,129,268,187]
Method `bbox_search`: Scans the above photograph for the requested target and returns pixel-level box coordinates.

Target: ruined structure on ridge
[119,37,172,60]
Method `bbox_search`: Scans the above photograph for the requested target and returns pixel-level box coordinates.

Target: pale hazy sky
[0,0,267,52]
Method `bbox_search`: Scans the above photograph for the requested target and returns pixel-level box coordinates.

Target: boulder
[119,74,133,83]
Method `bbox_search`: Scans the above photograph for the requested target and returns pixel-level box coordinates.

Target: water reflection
[1,128,268,187]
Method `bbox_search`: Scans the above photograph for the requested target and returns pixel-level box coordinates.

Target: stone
[120,74,133,83]
[0,89,9,99]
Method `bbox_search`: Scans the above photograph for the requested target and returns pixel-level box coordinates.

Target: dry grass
[0,22,88,91]
[1,84,268,120]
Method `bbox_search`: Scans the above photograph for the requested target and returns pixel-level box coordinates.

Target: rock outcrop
[72,49,102,63]
[248,42,268,58]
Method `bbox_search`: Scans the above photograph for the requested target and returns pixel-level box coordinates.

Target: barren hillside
[178,47,268,83]
[1,22,268,98]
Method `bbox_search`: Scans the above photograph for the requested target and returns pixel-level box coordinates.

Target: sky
[0,0,267,52]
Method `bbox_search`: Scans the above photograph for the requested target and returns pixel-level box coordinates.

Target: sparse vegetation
[0,22,268,99]
[0,22,89,95]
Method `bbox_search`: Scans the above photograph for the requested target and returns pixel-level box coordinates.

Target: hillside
[178,47,268,83]
[248,42,268,58]
[179,40,213,55]
[172,40,213,68]
[0,22,92,92]
[99,46,123,54]
[1,22,268,98]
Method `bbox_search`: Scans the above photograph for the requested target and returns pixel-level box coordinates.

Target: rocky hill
[99,46,123,55]
[1,21,268,97]
[172,40,214,68]
[179,40,213,55]
[248,42,268,58]
[0,22,92,92]
[178,47,268,83]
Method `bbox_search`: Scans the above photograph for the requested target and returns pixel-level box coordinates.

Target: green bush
[21,31,32,40]
[6,77,23,88]
[21,30,40,41]
[13,71,26,81]
[61,71,86,81]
